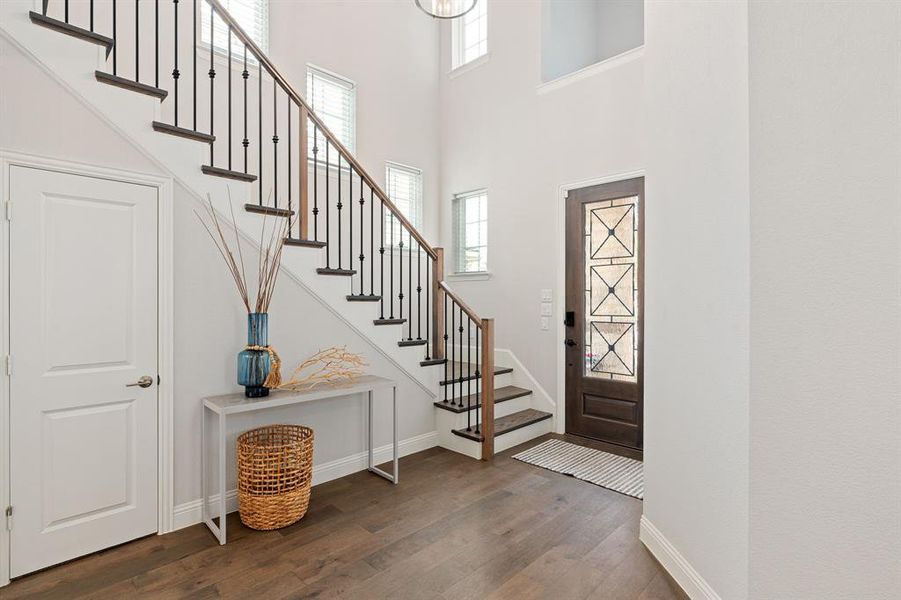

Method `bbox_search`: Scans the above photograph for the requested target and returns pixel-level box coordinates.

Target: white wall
[0,1,440,509]
[438,0,644,406]
[748,2,901,598]
[642,1,749,599]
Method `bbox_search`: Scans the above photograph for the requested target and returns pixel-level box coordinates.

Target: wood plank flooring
[2,434,685,600]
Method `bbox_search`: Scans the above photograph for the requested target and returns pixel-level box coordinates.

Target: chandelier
[415,0,478,20]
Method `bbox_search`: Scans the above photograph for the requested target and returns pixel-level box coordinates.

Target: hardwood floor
[2,434,685,600]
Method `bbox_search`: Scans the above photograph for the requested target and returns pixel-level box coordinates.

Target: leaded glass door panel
[565,177,644,451]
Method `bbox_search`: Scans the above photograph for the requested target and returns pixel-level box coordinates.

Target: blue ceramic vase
[237,312,271,398]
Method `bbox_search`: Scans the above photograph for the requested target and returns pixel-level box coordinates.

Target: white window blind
[453,190,488,273]
[201,0,269,57]
[306,65,357,162]
[385,163,423,247]
[452,0,488,70]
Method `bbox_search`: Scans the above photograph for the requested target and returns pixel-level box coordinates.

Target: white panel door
[8,166,158,577]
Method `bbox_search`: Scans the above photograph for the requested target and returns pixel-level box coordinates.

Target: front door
[8,166,159,577]
[565,177,644,451]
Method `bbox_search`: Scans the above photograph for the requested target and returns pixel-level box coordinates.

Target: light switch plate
[541,288,552,302]
[540,316,549,330]
[540,302,553,316]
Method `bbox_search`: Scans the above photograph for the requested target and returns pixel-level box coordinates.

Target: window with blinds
[200,0,269,57]
[453,190,488,273]
[306,65,357,163]
[385,163,423,248]
[452,0,488,70]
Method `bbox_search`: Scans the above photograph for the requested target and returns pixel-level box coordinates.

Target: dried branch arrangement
[196,189,290,313]
[279,347,368,390]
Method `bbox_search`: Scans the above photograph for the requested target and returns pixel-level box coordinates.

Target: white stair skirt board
[173,431,438,531]
[513,438,644,499]
[639,516,722,600]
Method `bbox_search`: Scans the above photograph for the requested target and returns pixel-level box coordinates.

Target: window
[453,190,488,273]
[306,65,356,162]
[385,163,423,247]
[201,0,269,56]
[451,0,488,70]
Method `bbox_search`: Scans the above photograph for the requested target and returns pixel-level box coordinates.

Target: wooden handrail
[438,281,482,327]
[206,0,437,260]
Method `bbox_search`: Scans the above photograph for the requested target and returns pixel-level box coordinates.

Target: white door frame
[0,151,175,587]
[554,169,645,435]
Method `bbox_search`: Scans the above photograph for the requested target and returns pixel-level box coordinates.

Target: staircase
[7,0,553,459]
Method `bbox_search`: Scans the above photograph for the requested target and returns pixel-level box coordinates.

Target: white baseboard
[172,431,438,531]
[639,515,721,600]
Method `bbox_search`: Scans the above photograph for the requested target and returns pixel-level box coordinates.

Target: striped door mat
[512,438,643,499]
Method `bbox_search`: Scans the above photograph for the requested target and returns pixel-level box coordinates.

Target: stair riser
[436,414,553,459]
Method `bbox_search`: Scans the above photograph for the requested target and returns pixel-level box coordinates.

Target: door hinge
[5,354,11,376]
[5,506,11,531]
[5,201,11,221]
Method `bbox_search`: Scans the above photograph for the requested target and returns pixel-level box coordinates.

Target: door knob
[565,339,577,347]
[126,375,154,388]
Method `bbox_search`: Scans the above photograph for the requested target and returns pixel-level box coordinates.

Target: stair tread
[420,358,447,367]
[201,165,256,182]
[346,294,381,302]
[439,363,513,386]
[435,385,532,413]
[452,409,552,442]
[317,268,356,276]
[374,318,406,325]
[30,12,114,54]
[95,71,168,99]
[285,238,327,248]
[153,121,215,143]
[398,339,427,347]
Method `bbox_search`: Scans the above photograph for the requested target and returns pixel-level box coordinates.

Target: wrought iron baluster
[370,189,375,296]
[337,155,343,269]
[398,227,404,323]
[325,142,331,265]
[389,214,395,318]
[227,28,232,171]
[359,173,365,295]
[459,305,465,407]
[171,0,178,125]
[257,58,262,203]
[349,165,353,275]
[208,5,215,164]
[154,0,159,87]
[90,0,93,30]
[407,236,413,341]
[424,258,430,360]
[380,199,386,318]
[475,327,480,434]
[312,126,319,239]
[467,316,472,430]
[192,0,196,129]
[451,300,456,405]
[65,0,68,23]
[443,292,448,403]
[112,0,117,74]
[135,0,139,81]
[272,79,278,208]
[242,46,248,172]
[416,242,421,340]
[287,97,292,234]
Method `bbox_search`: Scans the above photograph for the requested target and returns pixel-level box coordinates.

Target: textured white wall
[438,0,644,406]
[748,2,901,598]
[0,5,440,507]
[642,1,750,598]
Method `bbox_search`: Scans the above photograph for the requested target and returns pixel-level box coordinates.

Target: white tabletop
[202,374,397,415]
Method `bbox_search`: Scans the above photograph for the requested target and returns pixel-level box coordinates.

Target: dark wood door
[565,177,644,451]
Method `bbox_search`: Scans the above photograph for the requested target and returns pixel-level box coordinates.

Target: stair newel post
[480,318,495,460]
[432,248,445,360]
[298,106,309,240]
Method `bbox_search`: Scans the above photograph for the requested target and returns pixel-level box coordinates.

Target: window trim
[450,0,488,73]
[384,161,424,249]
[199,0,270,62]
[452,188,489,275]
[306,63,357,161]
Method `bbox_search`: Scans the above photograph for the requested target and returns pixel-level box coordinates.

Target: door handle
[564,339,577,347]
[126,375,154,388]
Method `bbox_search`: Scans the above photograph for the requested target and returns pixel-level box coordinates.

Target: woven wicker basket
[236,424,314,530]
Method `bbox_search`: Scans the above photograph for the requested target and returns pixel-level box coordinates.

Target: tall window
[201,0,269,56]
[451,0,488,70]
[385,163,423,247]
[306,65,356,162]
[453,190,488,273]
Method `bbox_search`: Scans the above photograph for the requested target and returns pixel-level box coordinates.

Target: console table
[201,375,398,544]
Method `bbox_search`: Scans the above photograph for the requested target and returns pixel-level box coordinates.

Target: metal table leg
[367,386,398,484]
